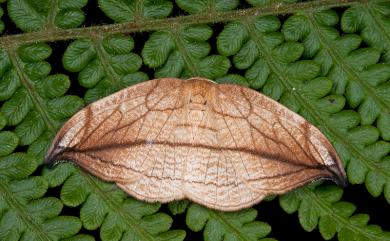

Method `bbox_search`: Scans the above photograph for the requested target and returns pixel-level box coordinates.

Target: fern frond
[142,24,230,79]
[176,0,239,14]
[7,0,87,32]
[0,130,18,156]
[280,185,390,241]
[281,8,390,198]
[43,163,186,241]
[168,200,190,215]
[98,0,173,23]
[0,44,84,162]
[138,0,237,80]
[0,153,83,240]
[186,203,275,241]
[63,34,148,103]
[341,1,390,63]
[216,10,390,236]
[0,0,366,46]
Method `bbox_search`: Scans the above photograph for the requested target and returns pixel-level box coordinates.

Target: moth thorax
[185,80,214,111]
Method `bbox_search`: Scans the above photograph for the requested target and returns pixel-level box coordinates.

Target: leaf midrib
[46,0,58,30]
[0,180,52,241]
[91,34,121,90]
[134,0,145,22]
[301,187,389,241]
[170,28,201,77]
[208,210,254,241]
[8,48,57,133]
[80,171,157,241]
[305,12,390,112]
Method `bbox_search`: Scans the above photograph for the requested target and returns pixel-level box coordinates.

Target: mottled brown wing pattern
[45,77,346,211]
[195,84,346,210]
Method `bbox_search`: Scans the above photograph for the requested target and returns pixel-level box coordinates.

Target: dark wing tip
[327,163,348,188]
[43,153,58,168]
[43,145,68,168]
[336,174,348,188]
[331,174,348,188]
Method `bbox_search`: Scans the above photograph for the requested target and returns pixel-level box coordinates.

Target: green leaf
[365,170,386,197]
[168,200,190,215]
[27,131,55,162]
[36,74,71,98]
[1,86,32,126]
[18,43,52,62]
[142,25,230,79]
[280,185,390,241]
[98,0,173,22]
[186,204,209,232]
[298,196,321,231]
[44,166,186,241]
[8,0,87,32]
[283,9,390,142]
[176,0,239,14]
[0,112,6,130]
[0,131,19,156]
[0,153,36,180]
[0,153,82,240]
[0,44,84,163]
[186,204,273,241]
[63,35,146,103]
[0,71,19,100]
[279,191,300,214]
[318,215,337,240]
[281,8,390,199]
[341,1,390,63]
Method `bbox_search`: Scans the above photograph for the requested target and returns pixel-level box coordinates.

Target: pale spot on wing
[310,135,334,166]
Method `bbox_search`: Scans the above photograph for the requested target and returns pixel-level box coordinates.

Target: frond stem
[7,47,57,133]
[0,0,376,48]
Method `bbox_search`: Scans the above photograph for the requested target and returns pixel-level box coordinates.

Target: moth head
[185,77,216,109]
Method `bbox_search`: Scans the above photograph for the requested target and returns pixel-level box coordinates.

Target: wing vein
[217,91,250,178]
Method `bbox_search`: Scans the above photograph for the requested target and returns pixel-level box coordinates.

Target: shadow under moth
[45,77,347,211]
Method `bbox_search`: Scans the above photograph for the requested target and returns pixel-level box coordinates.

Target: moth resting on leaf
[45,77,347,211]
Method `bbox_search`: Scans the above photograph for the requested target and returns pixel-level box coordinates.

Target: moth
[45,77,347,211]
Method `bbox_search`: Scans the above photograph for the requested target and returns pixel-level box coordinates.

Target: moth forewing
[45,77,347,211]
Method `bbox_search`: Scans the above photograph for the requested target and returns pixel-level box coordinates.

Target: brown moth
[45,77,346,211]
